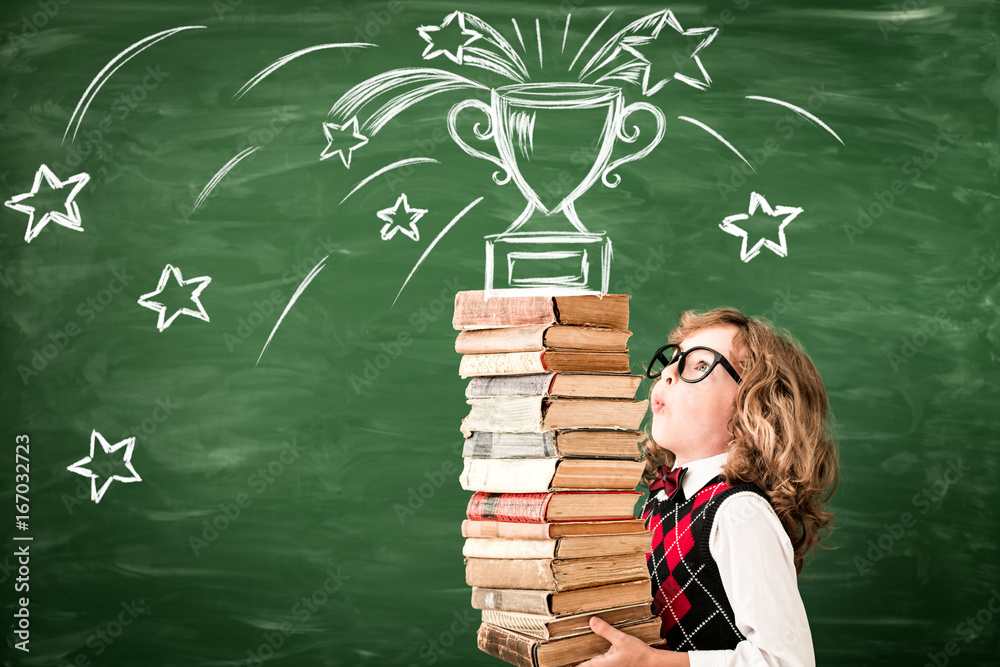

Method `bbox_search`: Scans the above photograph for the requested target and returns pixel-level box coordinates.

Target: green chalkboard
[2,1,999,666]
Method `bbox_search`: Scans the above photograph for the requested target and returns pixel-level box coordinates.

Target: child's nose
[658,362,678,386]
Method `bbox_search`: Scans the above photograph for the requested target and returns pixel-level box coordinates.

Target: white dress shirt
[651,451,816,667]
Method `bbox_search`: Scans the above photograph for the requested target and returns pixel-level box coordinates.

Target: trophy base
[484,231,612,297]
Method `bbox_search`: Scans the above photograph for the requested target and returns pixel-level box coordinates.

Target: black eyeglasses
[645,344,743,384]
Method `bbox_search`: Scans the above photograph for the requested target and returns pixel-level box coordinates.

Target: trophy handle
[447,99,513,185]
[601,102,666,188]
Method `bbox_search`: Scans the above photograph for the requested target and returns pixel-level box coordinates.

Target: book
[462,518,648,540]
[455,325,632,354]
[459,458,645,493]
[460,397,648,436]
[459,351,631,377]
[463,533,651,559]
[453,291,630,331]
[464,552,649,591]
[472,577,653,616]
[467,491,642,523]
[463,431,644,460]
[477,618,664,667]
[465,373,643,400]
[472,580,653,616]
[481,603,654,640]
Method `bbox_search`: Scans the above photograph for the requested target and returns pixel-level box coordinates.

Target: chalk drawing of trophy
[447,83,665,296]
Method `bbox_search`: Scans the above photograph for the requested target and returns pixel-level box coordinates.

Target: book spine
[454,292,556,329]
[462,519,553,539]
[466,492,553,523]
[471,587,552,615]
[465,374,554,398]
[460,458,557,494]
[463,538,557,559]
[476,623,537,667]
[552,294,629,329]
[455,326,546,354]
[463,432,558,458]
[542,398,648,431]
[461,397,543,436]
[480,609,549,637]
[540,351,631,374]
[466,557,555,590]
[460,352,544,377]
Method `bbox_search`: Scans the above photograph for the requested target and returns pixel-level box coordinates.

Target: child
[580,307,839,667]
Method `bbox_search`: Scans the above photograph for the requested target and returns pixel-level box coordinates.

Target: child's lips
[652,397,665,413]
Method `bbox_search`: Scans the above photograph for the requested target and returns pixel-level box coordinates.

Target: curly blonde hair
[638,307,840,580]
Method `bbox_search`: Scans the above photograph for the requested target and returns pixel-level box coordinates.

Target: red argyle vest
[641,473,772,651]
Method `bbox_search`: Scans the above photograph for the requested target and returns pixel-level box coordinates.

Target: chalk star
[377,193,427,242]
[67,430,141,503]
[417,11,483,65]
[619,10,718,95]
[320,116,369,168]
[138,264,212,331]
[719,192,803,263]
[5,164,91,243]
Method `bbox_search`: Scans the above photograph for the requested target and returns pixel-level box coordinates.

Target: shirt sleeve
[685,492,816,667]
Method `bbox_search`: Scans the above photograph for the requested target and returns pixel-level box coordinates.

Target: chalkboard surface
[2,1,999,666]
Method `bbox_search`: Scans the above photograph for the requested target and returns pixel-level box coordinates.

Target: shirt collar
[655,451,729,501]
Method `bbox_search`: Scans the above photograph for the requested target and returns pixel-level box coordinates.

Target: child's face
[649,324,744,461]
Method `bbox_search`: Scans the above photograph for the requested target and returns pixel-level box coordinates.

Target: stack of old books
[452,290,664,667]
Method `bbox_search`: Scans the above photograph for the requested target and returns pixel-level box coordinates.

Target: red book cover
[466,491,641,523]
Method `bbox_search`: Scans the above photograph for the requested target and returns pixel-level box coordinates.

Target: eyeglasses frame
[645,343,743,385]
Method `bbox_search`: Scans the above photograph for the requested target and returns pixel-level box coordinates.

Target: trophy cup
[447,83,665,296]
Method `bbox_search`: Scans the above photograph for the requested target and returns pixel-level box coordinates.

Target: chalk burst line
[677,116,756,173]
[340,158,440,204]
[393,197,484,307]
[256,255,328,366]
[63,25,205,144]
[192,146,260,213]
[235,43,376,100]
[745,95,844,145]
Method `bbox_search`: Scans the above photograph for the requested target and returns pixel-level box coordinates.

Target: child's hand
[576,616,683,667]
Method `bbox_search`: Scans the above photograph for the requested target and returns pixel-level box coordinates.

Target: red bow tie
[649,465,687,501]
